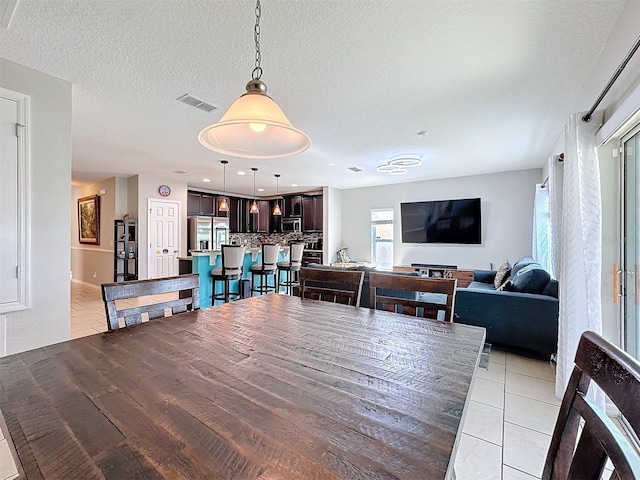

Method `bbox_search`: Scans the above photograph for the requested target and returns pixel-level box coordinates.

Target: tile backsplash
[229,232,323,249]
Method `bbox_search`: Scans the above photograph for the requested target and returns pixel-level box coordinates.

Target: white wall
[342,169,541,269]
[71,177,116,286]
[323,186,343,264]
[0,58,72,354]
[136,174,188,279]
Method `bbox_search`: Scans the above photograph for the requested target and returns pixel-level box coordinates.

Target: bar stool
[250,243,280,296]
[211,245,246,304]
[277,241,305,295]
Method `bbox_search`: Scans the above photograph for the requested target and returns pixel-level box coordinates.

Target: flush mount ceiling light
[197,0,311,159]
[218,160,229,212]
[376,154,422,175]
[272,174,282,216]
[250,168,259,214]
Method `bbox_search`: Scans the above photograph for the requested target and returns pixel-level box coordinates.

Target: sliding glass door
[623,125,640,361]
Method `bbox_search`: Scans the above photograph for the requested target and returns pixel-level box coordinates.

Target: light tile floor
[0,280,621,479]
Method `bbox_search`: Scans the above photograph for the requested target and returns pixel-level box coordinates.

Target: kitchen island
[179,247,290,308]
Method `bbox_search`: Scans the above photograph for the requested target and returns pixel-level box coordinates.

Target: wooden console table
[393,265,474,288]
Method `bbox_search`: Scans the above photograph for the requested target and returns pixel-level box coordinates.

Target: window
[371,208,393,269]
[0,88,30,313]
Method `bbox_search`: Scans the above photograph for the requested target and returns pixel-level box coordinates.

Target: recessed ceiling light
[291,183,298,187]
[416,130,428,137]
[258,188,265,192]
[328,163,335,166]
[237,171,246,176]
[203,178,211,182]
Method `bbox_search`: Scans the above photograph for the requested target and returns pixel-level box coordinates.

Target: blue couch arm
[454,287,558,359]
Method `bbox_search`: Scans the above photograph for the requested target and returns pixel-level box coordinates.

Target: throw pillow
[497,279,513,291]
[510,263,550,294]
[511,257,537,278]
[494,260,512,289]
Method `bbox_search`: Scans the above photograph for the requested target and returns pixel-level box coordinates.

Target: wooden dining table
[0,294,486,480]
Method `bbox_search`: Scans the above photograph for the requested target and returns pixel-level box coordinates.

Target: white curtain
[548,155,564,280]
[554,112,604,404]
[532,184,552,274]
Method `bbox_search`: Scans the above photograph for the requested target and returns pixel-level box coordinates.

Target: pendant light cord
[252,0,262,80]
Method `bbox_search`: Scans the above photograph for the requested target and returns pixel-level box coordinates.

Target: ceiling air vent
[347,166,363,172]
[176,94,218,113]
[172,170,188,175]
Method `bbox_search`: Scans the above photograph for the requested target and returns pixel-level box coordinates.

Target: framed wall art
[78,195,100,244]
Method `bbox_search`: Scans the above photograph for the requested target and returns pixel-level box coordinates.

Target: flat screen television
[400,198,481,244]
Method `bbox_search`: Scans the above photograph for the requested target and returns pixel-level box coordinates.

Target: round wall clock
[158,184,171,197]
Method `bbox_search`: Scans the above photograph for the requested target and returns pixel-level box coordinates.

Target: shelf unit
[113,219,138,282]
[392,265,474,288]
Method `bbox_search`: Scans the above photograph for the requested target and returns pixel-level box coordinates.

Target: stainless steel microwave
[282,218,301,232]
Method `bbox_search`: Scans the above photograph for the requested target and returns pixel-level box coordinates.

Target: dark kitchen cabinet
[229,197,246,233]
[270,200,283,233]
[302,195,323,232]
[187,191,214,216]
[215,196,230,217]
[248,200,270,233]
[283,195,303,217]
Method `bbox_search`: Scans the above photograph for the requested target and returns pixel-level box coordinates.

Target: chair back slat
[542,331,640,480]
[299,267,364,307]
[369,272,457,321]
[101,274,199,331]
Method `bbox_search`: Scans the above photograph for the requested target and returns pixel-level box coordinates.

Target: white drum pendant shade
[198,91,311,159]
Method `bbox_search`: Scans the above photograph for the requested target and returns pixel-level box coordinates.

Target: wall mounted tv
[400,198,482,244]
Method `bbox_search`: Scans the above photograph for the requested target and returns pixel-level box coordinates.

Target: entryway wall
[71,175,135,286]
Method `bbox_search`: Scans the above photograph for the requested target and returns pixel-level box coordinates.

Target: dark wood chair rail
[0,295,486,480]
[101,273,199,331]
[369,272,457,321]
[299,267,365,307]
[543,330,640,479]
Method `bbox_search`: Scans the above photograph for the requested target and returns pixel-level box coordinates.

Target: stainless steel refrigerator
[188,216,229,252]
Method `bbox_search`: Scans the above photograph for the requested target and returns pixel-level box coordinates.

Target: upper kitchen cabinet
[302,195,323,232]
[270,200,282,233]
[187,191,215,216]
[229,197,246,233]
[248,200,270,233]
[216,196,230,217]
[283,195,303,217]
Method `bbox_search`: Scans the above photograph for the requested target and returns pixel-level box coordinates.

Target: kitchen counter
[182,247,290,308]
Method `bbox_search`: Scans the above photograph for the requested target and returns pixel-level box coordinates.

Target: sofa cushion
[511,257,537,278]
[494,260,512,288]
[510,263,550,294]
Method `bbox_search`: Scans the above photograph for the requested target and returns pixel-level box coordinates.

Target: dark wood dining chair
[368,272,457,321]
[101,273,200,331]
[299,267,365,306]
[542,330,640,480]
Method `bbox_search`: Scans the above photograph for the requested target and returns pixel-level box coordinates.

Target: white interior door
[148,199,180,279]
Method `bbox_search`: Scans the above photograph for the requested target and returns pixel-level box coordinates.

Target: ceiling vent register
[177,94,218,113]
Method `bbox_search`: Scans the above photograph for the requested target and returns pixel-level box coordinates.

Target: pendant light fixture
[250,167,259,214]
[272,174,282,216]
[197,0,311,159]
[218,160,229,212]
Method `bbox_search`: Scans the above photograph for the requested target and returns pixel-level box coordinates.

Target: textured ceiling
[0,0,629,197]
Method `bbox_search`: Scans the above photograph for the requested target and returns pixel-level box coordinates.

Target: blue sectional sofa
[453,258,559,360]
